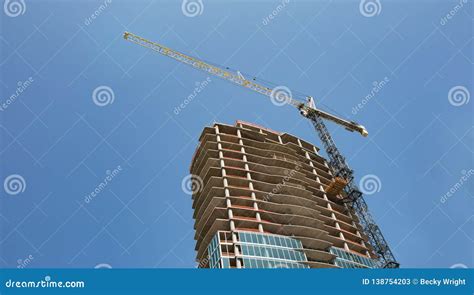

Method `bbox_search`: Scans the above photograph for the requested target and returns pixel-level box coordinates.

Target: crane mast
[123,31,399,268]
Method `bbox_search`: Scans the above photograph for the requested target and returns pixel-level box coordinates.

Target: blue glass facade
[206,231,309,269]
[330,247,376,268]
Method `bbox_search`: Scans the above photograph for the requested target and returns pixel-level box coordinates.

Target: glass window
[255,246,262,257]
[263,247,271,258]
[275,236,282,247]
[269,235,276,246]
[256,259,263,268]
[277,248,284,259]
[251,233,257,244]
[249,258,256,268]
[289,250,296,260]
[248,245,255,256]
[222,258,229,268]
[241,244,247,255]
[271,247,278,258]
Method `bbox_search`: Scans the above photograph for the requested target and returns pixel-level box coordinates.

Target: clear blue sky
[0,0,472,268]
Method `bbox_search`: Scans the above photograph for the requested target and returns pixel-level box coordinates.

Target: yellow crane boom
[123,32,368,137]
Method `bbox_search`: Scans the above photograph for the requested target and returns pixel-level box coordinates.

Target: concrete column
[236,258,242,268]
[246,172,252,180]
[258,224,264,233]
[313,146,319,155]
[344,242,350,251]
[256,212,261,222]
[251,192,257,201]
[297,139,303,148]
[277,135,283,144]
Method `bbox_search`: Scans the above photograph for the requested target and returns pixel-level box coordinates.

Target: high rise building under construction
[190,121,378,268]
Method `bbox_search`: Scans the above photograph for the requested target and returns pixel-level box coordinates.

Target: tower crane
[123,32,399,268]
